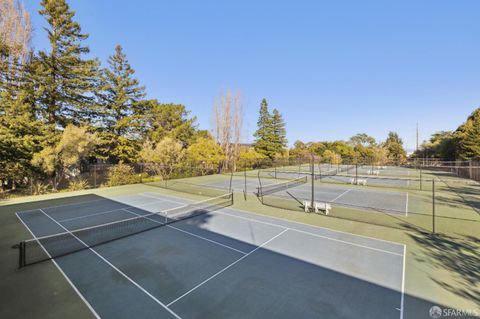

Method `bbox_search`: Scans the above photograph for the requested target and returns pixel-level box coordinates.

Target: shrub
[67,179,89,191]
[105,164,141,187]
[32,182,50,195]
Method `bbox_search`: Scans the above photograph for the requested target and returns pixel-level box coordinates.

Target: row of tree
[289,132,407,165]
[413,108,480,161]
[0,0,292,192]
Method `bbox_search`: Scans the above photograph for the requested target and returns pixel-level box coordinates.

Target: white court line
[399,245,406,319]
[121,208,247,255]
[19,197,108,214]
[330,189,351,203]
[167,229,289,307]
[214,210,403,257]
[15,213,101,319]
[37,209,183,319]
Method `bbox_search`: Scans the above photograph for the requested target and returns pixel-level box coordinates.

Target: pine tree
[253,98,275,159]
[271,108,287,156]
[35,0,100,130]
[97,44,146,162]
[0,60,45,190]
[457,108,480,159]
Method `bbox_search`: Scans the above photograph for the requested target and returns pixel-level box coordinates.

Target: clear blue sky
[25,0,480,151]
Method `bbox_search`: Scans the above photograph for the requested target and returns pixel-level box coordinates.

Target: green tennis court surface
[15,192,405,319]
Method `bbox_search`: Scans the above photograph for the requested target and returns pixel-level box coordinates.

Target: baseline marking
[19,198,108,214]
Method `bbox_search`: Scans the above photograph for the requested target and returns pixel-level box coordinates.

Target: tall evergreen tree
[271,108,287,155]
[97,44,146,162]
[457,108,480,159]
[0,59,45,190]
[35,0,100,130]
[253,98,275,159]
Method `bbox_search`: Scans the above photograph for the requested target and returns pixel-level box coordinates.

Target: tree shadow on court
[405,225,480,305]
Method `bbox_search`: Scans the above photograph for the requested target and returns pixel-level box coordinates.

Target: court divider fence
[257,157,480,238]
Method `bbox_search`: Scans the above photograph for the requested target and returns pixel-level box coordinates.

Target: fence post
[355,163,358,185]
[244,160,247,200]
[432,179,435,234]
[311,155,315,210]
[93,164,97,188]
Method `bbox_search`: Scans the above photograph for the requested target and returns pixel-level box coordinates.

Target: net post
[18,241,25,269]
[93,164,97,188]
[244,159,247,201]
[432,179,435,234]
[257,170,263,199]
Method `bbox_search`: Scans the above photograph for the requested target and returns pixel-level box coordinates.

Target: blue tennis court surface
[17,192,405,319]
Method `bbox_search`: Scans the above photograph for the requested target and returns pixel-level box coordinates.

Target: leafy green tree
[332,141,355,160]
[186,137,224,174]
[457,108,480,160]
[35,0,100,129]
[186,137,224,164]
[271,108,287,156]
[384,132,407,164]
[139,137,185,178]
[289,140,311,158]
[415,131,457,160]
[144,100,197,146]
[354,144,375,164]
[349,133,376,147]
[254,99,275,159]
[322,150,341,164]
[307,142,326,156]
[31,125,98,189]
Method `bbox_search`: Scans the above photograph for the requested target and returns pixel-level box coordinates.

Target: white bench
[303,201,331,215]
[350,178,367,186]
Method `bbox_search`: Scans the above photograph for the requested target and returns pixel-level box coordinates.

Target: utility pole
[416,122,419,152]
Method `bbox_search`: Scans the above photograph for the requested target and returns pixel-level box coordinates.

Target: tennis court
[204,176,409,214]
[16,192,405,319]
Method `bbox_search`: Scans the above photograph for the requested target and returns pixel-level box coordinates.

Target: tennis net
[18,193,233,268]
[257,176,307,196]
